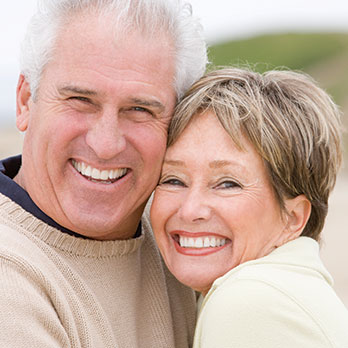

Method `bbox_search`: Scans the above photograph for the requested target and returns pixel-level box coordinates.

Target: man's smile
[72,159,128,184]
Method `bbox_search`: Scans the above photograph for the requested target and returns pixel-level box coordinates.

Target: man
[0,0,207,346]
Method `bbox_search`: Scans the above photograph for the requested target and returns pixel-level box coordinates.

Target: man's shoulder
[0,194,62,280]
[0,214,51,271]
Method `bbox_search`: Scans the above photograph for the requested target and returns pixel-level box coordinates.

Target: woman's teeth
[72,160,128,182]
[179,235,226,249]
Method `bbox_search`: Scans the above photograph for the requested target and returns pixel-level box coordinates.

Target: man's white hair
[20,0,208,100]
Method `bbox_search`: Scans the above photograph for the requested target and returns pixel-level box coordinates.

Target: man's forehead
[56,10,172,46]
[43,13,177,105]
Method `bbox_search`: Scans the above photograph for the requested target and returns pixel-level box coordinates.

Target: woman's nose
[178,188,212,223]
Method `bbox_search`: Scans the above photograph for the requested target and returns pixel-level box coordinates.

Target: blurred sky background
[1,0,348,126]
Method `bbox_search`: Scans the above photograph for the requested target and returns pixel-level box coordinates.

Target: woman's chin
[163,246,233,294]
[166,263,214,294]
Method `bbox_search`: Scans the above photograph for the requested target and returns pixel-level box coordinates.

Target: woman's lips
[170,231,231,256]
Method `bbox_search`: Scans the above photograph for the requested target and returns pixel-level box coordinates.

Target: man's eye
[122,107,155,122]
[132,106,152,115]
[133,107,146,112]
[68,96,91,103]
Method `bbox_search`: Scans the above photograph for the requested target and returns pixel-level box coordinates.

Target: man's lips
[72,159,129,184]
[170,231,231,255]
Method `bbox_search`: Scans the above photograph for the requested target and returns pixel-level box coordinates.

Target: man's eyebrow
[57,89,165,112]
[58,86,97,96]
[130,98,165,112]
[163,159,186,167]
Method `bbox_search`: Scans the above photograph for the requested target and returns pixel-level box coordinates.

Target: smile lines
[72,160,128,183]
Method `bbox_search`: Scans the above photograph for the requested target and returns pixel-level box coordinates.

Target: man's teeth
[179,236,227,249]
[72,160,127,181]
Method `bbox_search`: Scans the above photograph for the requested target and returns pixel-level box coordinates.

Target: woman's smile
[170,231,231,256]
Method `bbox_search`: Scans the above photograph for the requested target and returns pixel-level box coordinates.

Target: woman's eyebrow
[209,160,233,169]
[209,160,247,173]
[163,159,186,167]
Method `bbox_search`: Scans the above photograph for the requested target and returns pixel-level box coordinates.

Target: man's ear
[284,194,312,240]
[16,74,32,132]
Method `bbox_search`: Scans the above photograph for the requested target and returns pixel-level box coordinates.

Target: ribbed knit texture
[0,193,196,347]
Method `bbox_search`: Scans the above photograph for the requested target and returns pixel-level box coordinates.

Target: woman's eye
[160,178,186,187]
[216,180,241,189]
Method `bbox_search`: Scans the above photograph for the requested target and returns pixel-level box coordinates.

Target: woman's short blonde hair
[168,68,343,241]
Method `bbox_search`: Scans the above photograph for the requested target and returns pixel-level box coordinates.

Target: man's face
[15,14,176,240]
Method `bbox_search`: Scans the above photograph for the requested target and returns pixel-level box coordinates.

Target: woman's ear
[16,74,32,132]
[284,194,312,240]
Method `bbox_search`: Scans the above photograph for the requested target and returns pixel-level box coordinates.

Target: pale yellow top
[194,237,348,348]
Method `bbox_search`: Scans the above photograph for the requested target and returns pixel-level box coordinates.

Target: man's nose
[178,188,212,223]
[85,110,126,160]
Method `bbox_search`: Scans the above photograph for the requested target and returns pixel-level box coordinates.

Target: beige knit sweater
[0,193,196,347]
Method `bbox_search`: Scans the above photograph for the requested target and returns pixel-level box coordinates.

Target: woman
[150,68,348,347]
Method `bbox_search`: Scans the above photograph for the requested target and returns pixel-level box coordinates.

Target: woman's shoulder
[196,276,346,347]
[208,237,334,304]
[197,240,348,348]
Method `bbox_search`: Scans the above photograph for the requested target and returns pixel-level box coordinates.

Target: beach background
[1,0,348,308]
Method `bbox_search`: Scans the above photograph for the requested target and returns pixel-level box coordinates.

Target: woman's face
[151,111,293,295]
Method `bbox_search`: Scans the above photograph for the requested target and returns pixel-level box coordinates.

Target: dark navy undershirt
[0,155,141,239]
